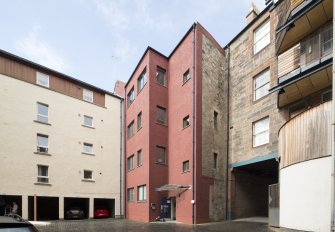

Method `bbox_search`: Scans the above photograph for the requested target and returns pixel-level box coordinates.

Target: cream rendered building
[0,50,124,220]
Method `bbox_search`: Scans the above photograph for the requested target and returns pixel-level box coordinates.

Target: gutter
[119,99,123,217]
[191,23,196,225]
[331,2,335,230]
[124,89,127,219]
[226,46,231,220]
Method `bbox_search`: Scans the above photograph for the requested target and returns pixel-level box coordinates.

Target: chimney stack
[246,2,260,24]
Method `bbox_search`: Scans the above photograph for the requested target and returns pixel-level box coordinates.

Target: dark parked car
[65,207,85,219]
[0,215,39,231]
[94,208,109,218]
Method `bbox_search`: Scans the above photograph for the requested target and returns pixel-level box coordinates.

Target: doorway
[170,197,176,220]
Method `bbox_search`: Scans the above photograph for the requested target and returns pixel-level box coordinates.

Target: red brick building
[124,23,228,224]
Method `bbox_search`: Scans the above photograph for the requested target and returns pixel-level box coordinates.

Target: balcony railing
[278,22,333,80]
[279,101,332,169]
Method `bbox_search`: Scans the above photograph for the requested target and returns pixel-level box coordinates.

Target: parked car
[65,207,85,219]
[94,208,109,218]
[0,215,39,231]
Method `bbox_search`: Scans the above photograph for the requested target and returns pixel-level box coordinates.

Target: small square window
[156,146,166,164]
[127,87,135,106]
[37,134,48,153]
[83,115,93,127]
[83,170,93,180]
[213,153,218,169]
[83,143,93,154]
[183,70,190,83]
[137,112,142,130]
[137,150,142,166]
[128,155,134,171]
[128,188,134,202]
[138,68,147,92]
[37,165,49,183]
[36,72,49,88]
[156,67,167,86]
[138,185,146,201]
[183,115,190,128]
[37,103,48,123]
[214,111,218,129]
[183,160,189,172]
[83,89,93,102]
[156,106,167,125]
[253,117,270,147]
[128,121,135,139]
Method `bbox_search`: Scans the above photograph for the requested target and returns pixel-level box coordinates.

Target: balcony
[279,101,331,169]
[276,0,332,54]
[271,22,333,107]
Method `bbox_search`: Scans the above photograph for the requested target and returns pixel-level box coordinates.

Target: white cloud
[15,25,68,72]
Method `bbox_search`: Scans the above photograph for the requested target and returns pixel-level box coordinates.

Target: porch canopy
[155,184,191,192]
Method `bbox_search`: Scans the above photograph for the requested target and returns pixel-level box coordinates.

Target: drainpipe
[191,23,196,225]
[331,3,335,230]
[225,46,231,220]
[124,89,127,219]
[119,99,123,218]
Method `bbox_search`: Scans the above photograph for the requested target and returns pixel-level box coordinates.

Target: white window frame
[83,89,93,103]
[253,69,270,101]
[254,19,270,54]
[253,117,270,147]
[83,143,93,154]
[37,134,48,153]
[137,185,146,201]
[83,115,93,127]
[37,103,49,123]
[36,72,49,88]
[137,69,147,93]
[83,170,93,180]
[37,165,49,183]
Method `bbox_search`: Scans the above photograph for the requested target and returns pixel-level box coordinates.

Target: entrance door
[170,197,176,220]
[160,198,171,220]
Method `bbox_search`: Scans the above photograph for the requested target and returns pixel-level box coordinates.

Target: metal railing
[278,23,333,79]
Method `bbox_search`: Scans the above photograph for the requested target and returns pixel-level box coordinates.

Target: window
[138,185,146,201]
[137,69,147,92]
[213,153,218,169]
[83,115,93,127]
[83,170,93,180]
[183,160,189,172]
[253,70,270,101]
[253,117,270,147]
[83,89,93,102]
[37,134,48,153]
[183,115,190,128]
[322,25,333,55]
[128,188,134,202]
[37,103,48,123]
[83,143,93,154]
[37,165,49,183]
[214,111,218,129]
[137,112,142,130]
[156,106,167,125]
[254,19,270,54]
[183,69,190,83]
[127,121,134,139]
[156,146,166,164]
[137,150,142,166]
[127,87,135,106]
[36,72,49,88]
[127,155,134,171]
[156,67,167,86]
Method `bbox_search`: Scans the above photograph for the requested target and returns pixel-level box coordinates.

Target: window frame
[37,134,49,153]
[83,89,94,103]
[137,112,142,130]
[36,72,49,88]
[127,87,135,107]
[253,69,270,101]
[127,188,134,202]
[182,160,190,173]
[137,185,146,202]
[156,146,166,164]
[253,19,271,54]
[156,106,167,125]
[137,150,142,167]
[83,115,93,127]
[183,69,190,84]
[183,115,190,128]
[137,68,147,93]
[156,67,167,86]
[252,117,270,147]
[37,102,49,123]
[83,142,93,154]
[127,121,135,139]
[37,165,49,183]
[127,155,135,171]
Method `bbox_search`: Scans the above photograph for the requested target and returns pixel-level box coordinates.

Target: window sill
[137,126,142,132]
[82,179,95,183]
[34,182,51,186]
[82,124,95,129]
[182,170,190,174]
[127,168,135,172]
[34,152,52,156]
[33,120,51,126]
[155,162,167,166]
[156,122,167,127]
[155,81,168,88]
[253,94,269,104]
[137,200,147,203]
[182,124,190,130]
[253,44,270,56]
[127,135,135,140]
[137,164,143,168]
[137,83,147,95]
[82,152,95,156]
[182,78,191,86]
[252,142,269,149]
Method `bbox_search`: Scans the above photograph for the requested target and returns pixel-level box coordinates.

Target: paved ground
[33,218,298,232]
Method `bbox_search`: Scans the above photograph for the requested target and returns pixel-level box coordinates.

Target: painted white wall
[280,157,331,232]
[0,74,123,218]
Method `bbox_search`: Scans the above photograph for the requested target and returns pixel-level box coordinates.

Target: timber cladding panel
[0,56,105,107]
[279,101,332,169]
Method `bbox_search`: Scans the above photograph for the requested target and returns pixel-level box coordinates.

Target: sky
[0,0,266,92]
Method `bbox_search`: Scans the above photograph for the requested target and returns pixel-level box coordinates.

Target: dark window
[128,121,134,139]
[137,112,142,130]
[137,69,147,92]
[156,146,166,164]
[156,67,167,86]
[213,153,218,169]
[156,106,167,125]
[183,160,189,172]
[127,188,134,202]
[214,111,218,129]
[183,115,190,128]
[137,150,142,166]
[127,155,134,171]
[127,87,135,106]
[183,69,190,83]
